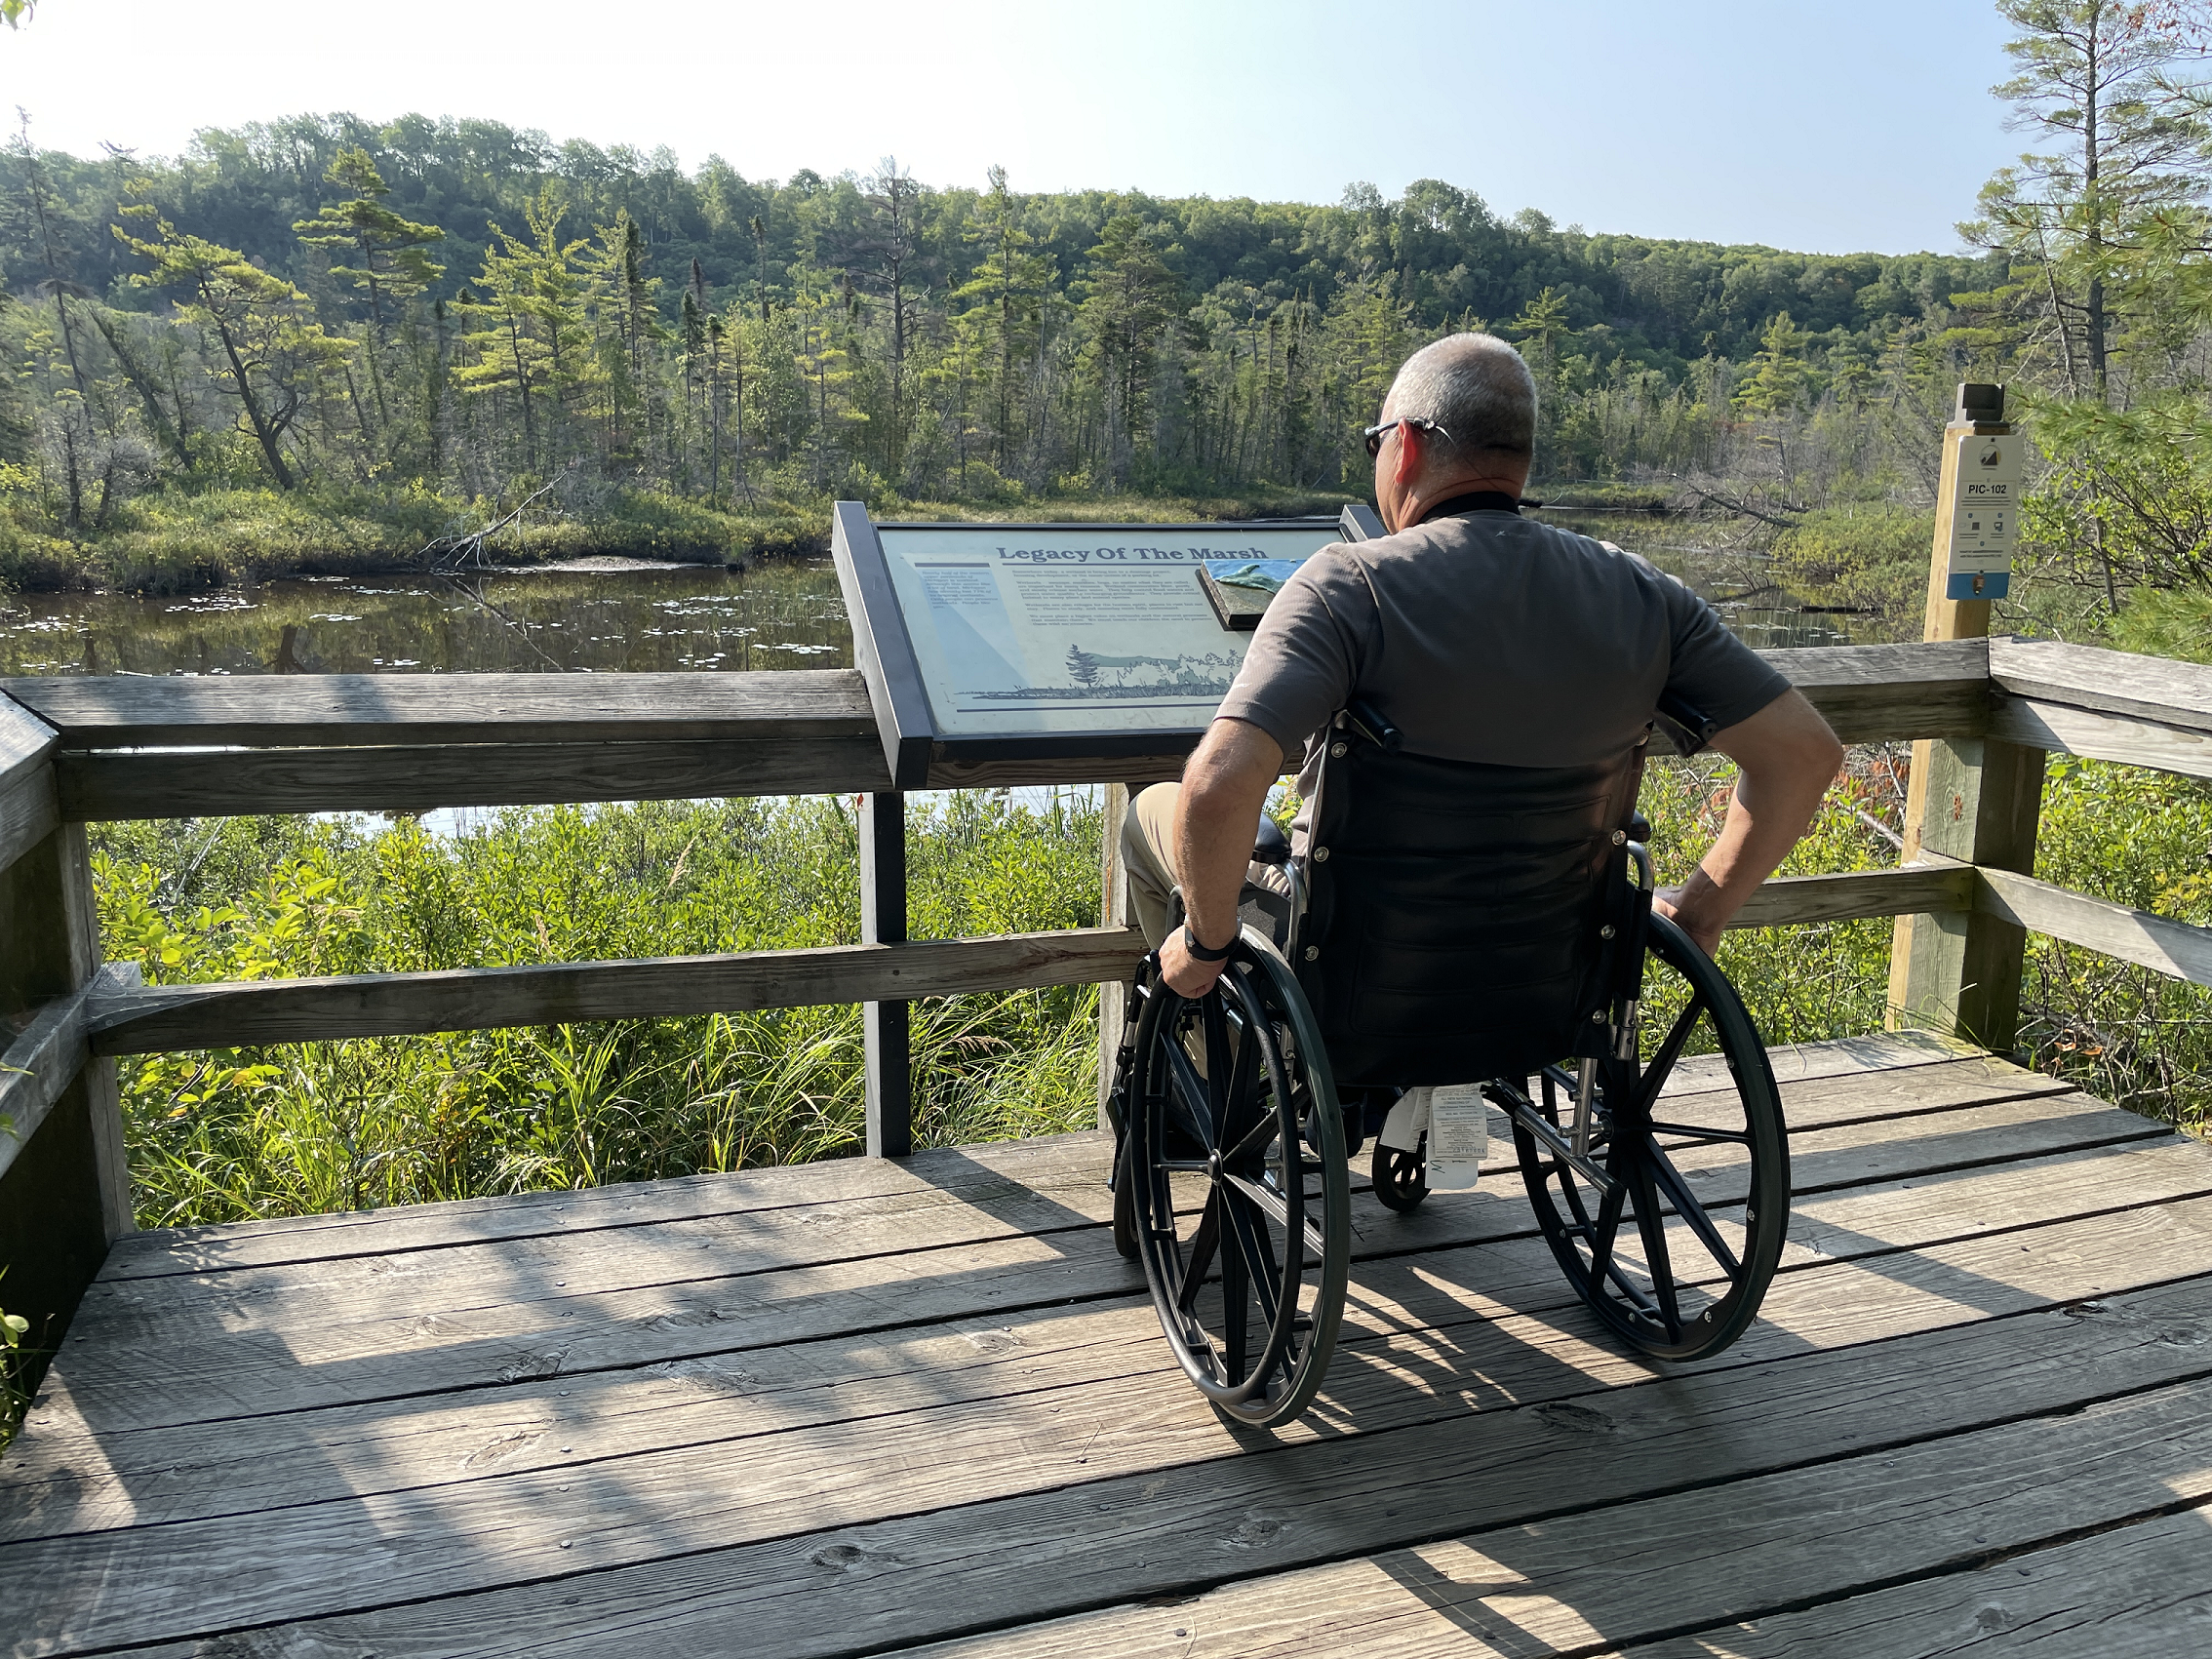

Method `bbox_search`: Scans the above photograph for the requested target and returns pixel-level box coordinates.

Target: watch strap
[1182,925,1235,963]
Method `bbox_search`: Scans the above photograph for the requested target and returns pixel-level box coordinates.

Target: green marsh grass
[94,790,1105,1227]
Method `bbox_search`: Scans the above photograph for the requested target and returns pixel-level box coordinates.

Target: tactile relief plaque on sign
[874,525,1343,737]
[1945,431,2022,601]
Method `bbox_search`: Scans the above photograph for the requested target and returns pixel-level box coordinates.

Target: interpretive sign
[833,502,1382,787]
[1944,429,2021,601]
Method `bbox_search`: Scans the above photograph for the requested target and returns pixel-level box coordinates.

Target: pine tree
[953,167,1054,476]
[293,147,444,458]
[114,195,352,489]
[1964,0,2212,402]
[1735,312,1811,415]
[1080,215,1180,485]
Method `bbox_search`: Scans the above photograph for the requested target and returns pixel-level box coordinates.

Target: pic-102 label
[875,525,1342,736]
[1946,430,2022,601]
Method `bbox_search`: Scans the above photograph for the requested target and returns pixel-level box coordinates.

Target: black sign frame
[831,501,1384,788]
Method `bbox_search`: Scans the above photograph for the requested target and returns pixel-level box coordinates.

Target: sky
[1,0,2024,256]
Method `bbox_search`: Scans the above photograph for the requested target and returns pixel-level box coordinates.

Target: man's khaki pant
[1119,783,1290,950]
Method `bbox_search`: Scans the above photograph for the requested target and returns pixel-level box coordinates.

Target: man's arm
[1158,717,1285,996]
[1654,687,1842,957]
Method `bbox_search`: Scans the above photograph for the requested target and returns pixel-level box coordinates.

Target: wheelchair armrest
[1655,690,1719,756]
[1340,698,1403,754]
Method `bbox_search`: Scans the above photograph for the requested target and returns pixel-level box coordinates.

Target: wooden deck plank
[1610,1502,2212,1658]
[90,1039,1973,1283]
[13,1130,2212,1548]
[892,1377,2212,1658]
[25,1246,2211,1659]
[76,1057,2088,1340]
[47,1086,2149,1431]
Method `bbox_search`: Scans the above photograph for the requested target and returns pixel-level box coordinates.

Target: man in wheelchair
[1111,333,1842,1426]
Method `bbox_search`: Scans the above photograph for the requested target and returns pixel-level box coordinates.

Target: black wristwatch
[1182,925,1235,963]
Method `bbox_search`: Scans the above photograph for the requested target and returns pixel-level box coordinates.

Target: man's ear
[1393,422,1423,489]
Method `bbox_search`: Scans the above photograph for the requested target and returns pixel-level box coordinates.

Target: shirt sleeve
[1659,573,1794,732]
[1213,552,1373,760]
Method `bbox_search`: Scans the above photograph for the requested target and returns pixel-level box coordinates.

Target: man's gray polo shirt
[1215,505,1792,781]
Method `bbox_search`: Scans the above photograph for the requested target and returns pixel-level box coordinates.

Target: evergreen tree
[1079,214,1180,484]
[114,196,352,489]
[293,147,445,457]
[1964,0,2212,401]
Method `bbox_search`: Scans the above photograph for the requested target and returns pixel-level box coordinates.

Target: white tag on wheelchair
[1426,1083,1488,1192]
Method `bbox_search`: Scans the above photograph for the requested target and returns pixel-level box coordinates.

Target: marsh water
[0,525,1855,682]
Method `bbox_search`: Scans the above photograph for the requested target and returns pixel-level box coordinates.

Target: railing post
[1890,383,2041,1050]
[859,791,911,1159]
[1096,782,1131,1129]
[0,821,132,1357]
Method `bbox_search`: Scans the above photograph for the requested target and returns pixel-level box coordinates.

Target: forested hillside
[0,109,1999,584]
[8,0,2212,656]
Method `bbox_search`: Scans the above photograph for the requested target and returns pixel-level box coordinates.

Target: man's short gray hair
[1383,333,1537,459]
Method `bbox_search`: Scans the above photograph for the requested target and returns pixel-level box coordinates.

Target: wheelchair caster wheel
[1370,1134,1429,1212]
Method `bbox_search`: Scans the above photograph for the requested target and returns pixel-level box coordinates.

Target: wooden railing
[5,636,2212,1352]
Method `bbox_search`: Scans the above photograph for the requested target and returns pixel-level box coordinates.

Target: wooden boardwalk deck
[6,1030,2212,1657]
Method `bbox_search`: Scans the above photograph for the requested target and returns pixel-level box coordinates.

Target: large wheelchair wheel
[1511,912,1789,1363]
[1121,934,1352,1427]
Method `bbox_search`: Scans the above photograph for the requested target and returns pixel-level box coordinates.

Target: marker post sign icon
[1946,431,2022,600]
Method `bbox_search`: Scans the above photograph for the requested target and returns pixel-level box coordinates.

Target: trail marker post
[1889,382,2042,1049]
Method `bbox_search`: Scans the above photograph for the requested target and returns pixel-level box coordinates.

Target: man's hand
[1159,925,1231,998]
[1654,687,1842,957]
[1160,717,1285,997]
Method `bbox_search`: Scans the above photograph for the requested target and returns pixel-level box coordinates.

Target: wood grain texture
[57,734,894,820]
[85,927,1147,1053]
[1726,863,1972,928]
[74,1082,2116,1366]
[1613,1501,2212,1658]
[0,691,58,786]
[27,1233,2212,1659]
[17,1127,2196,1550]
[1762,637,1989,742]
[0,759,59,879]
[1991,635,2212,734]
[4,670,878,749]
[0,989,89,1187]
[1990,693,2212,780]
[43,1087,2154,1434]
[1975,865,2212,988]
[82,1032,1974,1281]
[900,1379,2212,1659]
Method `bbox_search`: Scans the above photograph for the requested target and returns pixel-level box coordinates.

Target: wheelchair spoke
[1217,1010,1262,1154]
[1225,1106,1283,1168]
[1161,1033,1214,1148]
[1222,1184,1283,1334]
[1645,1121,1753,1145]
[1636,996,1708,1114]
[1585,1176,1629,1290]
[1221,1198,1248,1382]
[1224,1169,1326,1260]
[1643,1133,1743,1278]
[1202,993,1237,1149]
[1629,1155,1684,1341]
[1175,1188,1223,1318]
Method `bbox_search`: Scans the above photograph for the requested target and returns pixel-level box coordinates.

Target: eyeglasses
[1363,416,1452,458]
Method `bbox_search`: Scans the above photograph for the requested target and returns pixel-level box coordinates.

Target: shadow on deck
[7,1029,2212,1658]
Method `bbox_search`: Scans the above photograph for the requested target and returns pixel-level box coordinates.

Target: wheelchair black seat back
[1298,723,1642,1088]
[1110,704,1792,1428]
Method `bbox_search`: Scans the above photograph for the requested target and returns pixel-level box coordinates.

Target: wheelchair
[1106,701,1791,1428]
